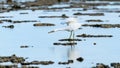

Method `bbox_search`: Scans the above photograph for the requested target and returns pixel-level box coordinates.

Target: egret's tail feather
[48,30,55,34]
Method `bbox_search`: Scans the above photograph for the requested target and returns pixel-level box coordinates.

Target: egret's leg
[69,31,76,48]
[73,31,75,40]
[69,31,73,47]
[69,31,73,39]
[70,31,75,48]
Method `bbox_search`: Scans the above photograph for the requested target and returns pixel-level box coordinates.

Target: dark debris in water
[0,20,3,23]
[74,12,104,16]
[59,39,82,41]
[93,43,97,45]
[0,55,54,67]
[111,63,120,68]
[20,45,33,48]
[77,34,113,38]
[92,63,110,68]
[13,20,38,23]
[54,42,77,46]
[33,23,55,26]
[1,19,12,22]
[66,67,71,68]
[0,65,18,68]
[19,12,29,14]
[82,24,120,28]
[58,60,73,65]
[92,63,120,68]
[0,54,25,63]
[20,45,29,48]
[86,19,103,22]
[21,66,39,68]
[76,57,84,62]
[0,16,13,18]
[96,8,120,13]
[21,61,54,65]
[38,14,68,18]
[1,19,38,23]
[2,25,14,29]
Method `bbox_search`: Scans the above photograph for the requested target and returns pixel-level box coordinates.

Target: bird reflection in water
[67,46,84,63]
[68,47,79,61]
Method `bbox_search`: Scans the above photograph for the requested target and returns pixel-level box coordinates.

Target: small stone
[76,57,84,62]
[93,43,96,45]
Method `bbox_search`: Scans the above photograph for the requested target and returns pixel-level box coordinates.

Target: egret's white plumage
[48,17,81,38]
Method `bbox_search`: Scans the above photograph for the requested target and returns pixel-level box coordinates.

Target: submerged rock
[21,66,39,68]
[21,61,54,65]
[53,42,77,46]
[2,25,14,29]
[33,23,55,26]
[74,12,104,16]
[13,20,37,23]
[59,39,82,41]
[58,60,73,65]
[53,42,61,45]
[38,14,68,18]
[92,63,110,68]
[0,65,18,68]
[82,24,120,28]
[76,57,84,62]
[111,63,120,68]
[0,54,25,63]
[61,14,69,18]
[39,61,54,65]
[0,16,13,18]
[86,19,103,22]
[93,43,96,45]
[61,42,77,46]
[20,45,33,48]
[77,34,113,38]
[20,12,29,14]
[68,60,74,64]
[1,19,12,22]
[58,61,69,65]
[0,20,3,23]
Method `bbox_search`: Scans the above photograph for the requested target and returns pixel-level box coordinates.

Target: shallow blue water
[0,4,120,68]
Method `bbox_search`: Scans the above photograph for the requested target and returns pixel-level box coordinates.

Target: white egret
[48,18,81,39]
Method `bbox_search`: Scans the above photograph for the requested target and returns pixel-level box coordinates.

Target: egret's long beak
[48,30,55,34]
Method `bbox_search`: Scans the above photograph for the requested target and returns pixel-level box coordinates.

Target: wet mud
[77,34,113,38]
[33,23,55,26]
[82,24,120,28]
[74,12,104,16]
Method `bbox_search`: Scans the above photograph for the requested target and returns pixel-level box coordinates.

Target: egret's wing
[48,26,72,34]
